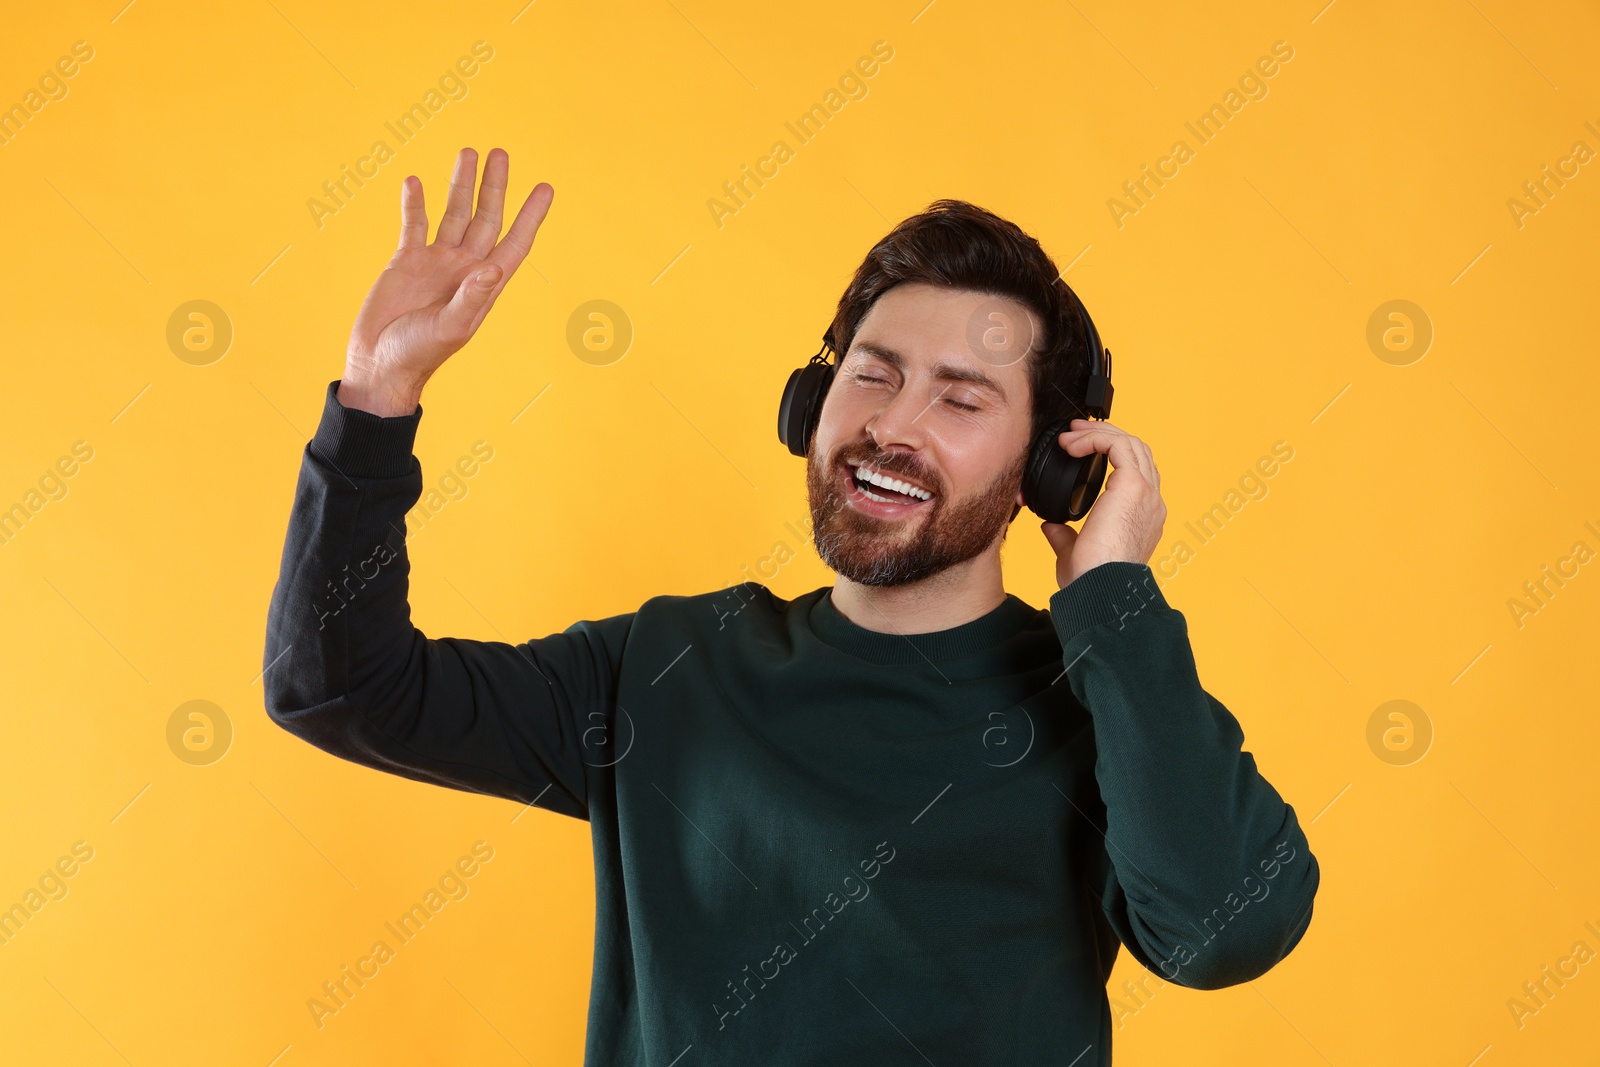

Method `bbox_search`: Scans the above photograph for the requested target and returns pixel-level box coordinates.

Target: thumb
[442,265,502,333]
[1040,520,1078,557]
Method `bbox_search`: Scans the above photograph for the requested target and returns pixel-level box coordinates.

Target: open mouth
[841,460,935,515]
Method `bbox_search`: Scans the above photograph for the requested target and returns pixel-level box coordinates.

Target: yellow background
[2,0,1596,1063]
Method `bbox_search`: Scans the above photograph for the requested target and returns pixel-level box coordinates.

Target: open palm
[341,147,553,415]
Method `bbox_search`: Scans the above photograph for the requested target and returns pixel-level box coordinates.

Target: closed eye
[852,373,980,412]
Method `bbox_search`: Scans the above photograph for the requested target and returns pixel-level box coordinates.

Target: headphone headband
[1060,281,1113,421]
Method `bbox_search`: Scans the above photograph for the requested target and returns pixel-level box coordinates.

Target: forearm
[264,381,422,712]
[1051,562,1319,988]
[261,381,595,816]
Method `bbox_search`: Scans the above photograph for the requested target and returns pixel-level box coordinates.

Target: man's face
[805,282,1037,587]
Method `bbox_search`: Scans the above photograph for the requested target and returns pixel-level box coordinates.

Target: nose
[863,382,931,454]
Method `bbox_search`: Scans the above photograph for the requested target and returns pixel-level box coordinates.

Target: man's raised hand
[338,147,554,417]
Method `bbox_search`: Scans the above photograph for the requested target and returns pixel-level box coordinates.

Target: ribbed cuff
[1048,561,1170,642]
[308,379,423,479]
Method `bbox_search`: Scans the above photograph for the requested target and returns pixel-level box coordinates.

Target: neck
[829,550,1007,635]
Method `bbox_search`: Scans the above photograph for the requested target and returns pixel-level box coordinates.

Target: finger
[461,147,509,259]
[397,176,428,250]
[1061,420,1133,454]
[438,265,502,347]
[1062,421,1156,486]
[484,181,555,283]
[1059,426,1151,485]
[434,148,480,247]
[1134,439,1159,489]
[1040,520,1078,554]
[1068,417,1123,435]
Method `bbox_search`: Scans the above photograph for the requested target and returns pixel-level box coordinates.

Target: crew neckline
[807,587,1039,666]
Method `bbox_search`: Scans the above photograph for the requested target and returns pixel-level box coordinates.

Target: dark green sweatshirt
[264,381,1318,1066]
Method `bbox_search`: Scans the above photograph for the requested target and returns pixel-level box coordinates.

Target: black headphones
[777,282,1114,523]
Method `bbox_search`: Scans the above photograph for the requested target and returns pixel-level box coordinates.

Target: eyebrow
[847,341,1009,401]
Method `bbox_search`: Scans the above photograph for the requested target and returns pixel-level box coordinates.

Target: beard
[805,441,1029,587]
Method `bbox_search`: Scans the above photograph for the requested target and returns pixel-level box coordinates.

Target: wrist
[311,380,422,479]
[336,365,424,418]
[1060,553,1137,590]
[1050,561,1167,640]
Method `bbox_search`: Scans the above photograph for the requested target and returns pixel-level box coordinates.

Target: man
[264,146,1318,1065]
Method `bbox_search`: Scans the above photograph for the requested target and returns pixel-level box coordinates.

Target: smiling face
[805,282,1039,587]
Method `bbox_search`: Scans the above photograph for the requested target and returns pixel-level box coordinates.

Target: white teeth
[852,464,932,501]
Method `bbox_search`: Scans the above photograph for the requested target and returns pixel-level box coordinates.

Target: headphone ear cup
[1023,420,1109,523]
[777,362,835,457]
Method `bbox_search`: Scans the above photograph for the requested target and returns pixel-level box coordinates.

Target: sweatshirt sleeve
[1048,561,1319,990]
[261,380,633,821]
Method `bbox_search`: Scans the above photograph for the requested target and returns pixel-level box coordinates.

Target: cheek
[821,387,867,426]
[927,426,1018,487]
[815,391,876,450]
[940,431,1030,495]
[819,391,857,441]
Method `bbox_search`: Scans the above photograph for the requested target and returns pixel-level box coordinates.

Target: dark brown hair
[824,198,1092,447]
